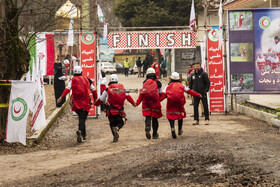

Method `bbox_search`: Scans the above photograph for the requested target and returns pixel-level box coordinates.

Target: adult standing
[57,66,97,143]
[142,57,149,77]
[136,57,142,78]
[123,58,130,77]
[151,58,160,80]
[54,59,67,107]
[189,63,210,125]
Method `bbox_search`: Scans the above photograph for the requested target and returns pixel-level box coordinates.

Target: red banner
[108,31,197,49]
[207,29,225,113]
[80,32,96,116]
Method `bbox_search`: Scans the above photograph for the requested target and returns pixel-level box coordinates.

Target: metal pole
[222,2,229,115]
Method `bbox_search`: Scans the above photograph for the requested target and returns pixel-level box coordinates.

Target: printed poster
[228,8,280,94]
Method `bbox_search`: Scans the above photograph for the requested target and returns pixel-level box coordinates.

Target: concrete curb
[27,97,69,144]
[236,104,280,128]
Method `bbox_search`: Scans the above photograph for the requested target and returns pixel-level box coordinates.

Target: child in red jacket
[136,68,163,139]
[95,74,136,142]
[161,72,201,139]
[58,66,97,143]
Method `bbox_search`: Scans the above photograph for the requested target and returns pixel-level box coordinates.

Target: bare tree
[0,0,68,142]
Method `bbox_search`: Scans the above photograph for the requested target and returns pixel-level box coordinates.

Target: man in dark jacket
[136,57,142,78]
[189,62,210,125]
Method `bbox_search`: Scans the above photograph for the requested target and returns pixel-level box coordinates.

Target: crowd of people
[55,57,210,143]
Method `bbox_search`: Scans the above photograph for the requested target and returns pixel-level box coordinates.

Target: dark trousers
[124,68,129,77]
[168,119,183,130]
[108,115,124,136]
[76,109,89,138]
[193,94,209,121]
[145,116,159,136]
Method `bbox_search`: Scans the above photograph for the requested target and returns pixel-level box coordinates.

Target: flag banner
[5,81,37,145]
[207,28,225,113]
[108,31,197,49]
[103,23,108,40]
[228,8,280,94]
[67,5,75,46]
[31,80,46,131]
[98,5,105,22]
[80,32,96,116]
[189,0,196,30]
[29,33,55,76]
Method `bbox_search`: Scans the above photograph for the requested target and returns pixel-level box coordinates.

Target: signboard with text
[108,31,197,49]
[228,8,280,94]
[207,28,225,113]
[80,32,96,116]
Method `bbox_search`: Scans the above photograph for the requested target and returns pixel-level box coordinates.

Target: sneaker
[152,133,159,139]
[192,120,199,125]
[205,120,210,125]
[171,129,177,139]
[145,127,151,139]
[191,114,194,117]
[178,129,183,136]
[113,136,118,142]
[83,136,87,141]
[201,112,205,117]
[76,130,83,143]
[112,127,119,142]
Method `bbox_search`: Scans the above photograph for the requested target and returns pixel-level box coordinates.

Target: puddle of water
[208,163,227,175]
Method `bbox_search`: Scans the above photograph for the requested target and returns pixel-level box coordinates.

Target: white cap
[146,68,156,75]
[109,74,118,82]
[171,72,180,80]
[74,66,82,74]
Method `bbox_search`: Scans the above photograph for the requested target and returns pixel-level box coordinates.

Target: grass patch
[243,103,280,120]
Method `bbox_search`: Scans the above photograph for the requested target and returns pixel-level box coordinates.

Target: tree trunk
[0,0,29,141]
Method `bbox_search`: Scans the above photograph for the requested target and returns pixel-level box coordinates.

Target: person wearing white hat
[95,74,136,142]
[161,72,201,139]
[58,66,97,143]
[136,68,163,139]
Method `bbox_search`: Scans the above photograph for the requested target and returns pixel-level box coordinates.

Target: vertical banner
[80,32,96,116]
[228,8,280,94]
[207,28,225,113]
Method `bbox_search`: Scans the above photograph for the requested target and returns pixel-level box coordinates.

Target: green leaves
[113,0,202,27]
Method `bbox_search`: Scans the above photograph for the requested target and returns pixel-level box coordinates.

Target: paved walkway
[248,94,280,110]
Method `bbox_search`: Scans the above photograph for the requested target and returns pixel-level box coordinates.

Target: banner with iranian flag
[5,80,47,146]
[29,33,55,76]
[80,32,96,116]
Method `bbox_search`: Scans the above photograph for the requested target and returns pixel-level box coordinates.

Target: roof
[55,0,80,18]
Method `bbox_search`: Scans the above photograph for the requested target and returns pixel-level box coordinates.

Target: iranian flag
[29,33,55,76]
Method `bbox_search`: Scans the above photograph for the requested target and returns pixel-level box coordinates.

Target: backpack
[141,79,159,101]
[166,82,185,105]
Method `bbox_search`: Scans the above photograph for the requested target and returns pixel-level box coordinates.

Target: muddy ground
[1,75,280,186]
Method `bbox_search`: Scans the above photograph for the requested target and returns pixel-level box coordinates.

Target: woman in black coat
[54,61,67,107]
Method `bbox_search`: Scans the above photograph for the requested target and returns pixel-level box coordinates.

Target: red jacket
[61,76,97,112]
[162,82,200,120]
[151,62,160,78]
[136,79,162,118]
[95,83,135,116]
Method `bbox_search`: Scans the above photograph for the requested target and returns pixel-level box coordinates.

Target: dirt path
[1,75,280,186]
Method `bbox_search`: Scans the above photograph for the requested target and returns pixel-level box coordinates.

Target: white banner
[31,80,46,131]
[5,81,36,145]
[36,33,47,76]
[67,5,75,47]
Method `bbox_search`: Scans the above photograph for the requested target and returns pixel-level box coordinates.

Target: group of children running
[58,66,202,143]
